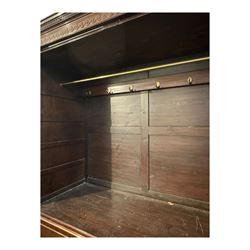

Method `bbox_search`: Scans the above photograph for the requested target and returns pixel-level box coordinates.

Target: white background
[0,0,250,249]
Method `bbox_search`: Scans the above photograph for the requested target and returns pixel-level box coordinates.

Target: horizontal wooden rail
[60,57,209,86]
[81,68,209,97]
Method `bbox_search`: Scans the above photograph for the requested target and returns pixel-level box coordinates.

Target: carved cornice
[41,13,124,47]
[41,13,82,33]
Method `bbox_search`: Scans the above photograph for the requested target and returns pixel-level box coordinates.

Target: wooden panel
[41,140,85,170]
[41,161,85,197]
[41,183,209,237]
[41,95,85,122]
[87,93,141,127]
[149,85,209,126]
[149,134,209,201]
[88,133,141,187]
[41,68,80,98]
[41,121,85,142]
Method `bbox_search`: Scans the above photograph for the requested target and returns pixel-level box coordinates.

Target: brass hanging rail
[60,56,209,86]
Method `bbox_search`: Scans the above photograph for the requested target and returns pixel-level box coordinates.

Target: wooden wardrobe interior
[41,13,209,237]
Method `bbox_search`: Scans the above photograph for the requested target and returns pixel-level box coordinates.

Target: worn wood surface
[41,160,85,197]
[87,93,141,127]
[41,95,85,122]
[88,133,141,188]
[150,135,209,201]
[149,84,209,201]
[41,183,209,237]
[41,67,86,199]
[40,13,210,236]
[87,92,142,188]
[84,81,209,204]
[41,212,94,237]
[149,85,209,126]
[41,139,85,170]
[87,176,208,210]
[41,121,85,142]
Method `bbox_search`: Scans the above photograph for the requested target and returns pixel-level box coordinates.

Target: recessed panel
[88,133,141,187]
[150,135,209,201]
[149,85,209,126]
[88,93,141,127]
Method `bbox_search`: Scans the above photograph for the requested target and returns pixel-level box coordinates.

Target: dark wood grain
[41,183,209,237]
[41,139,85,170]
[41,121,85,142]
[41,12,209,235]
[41,213,94,237]
[41,161,85,197]
[41,179,85,202]
[87,93,141,127]
[41,68,80,98]
[88,133,141,188]
[149,134,209,201]
[41,64,86,199]
[41,224,64,237]
[81,69,209,97]
[41,95,85,122]
[149,85,209,126]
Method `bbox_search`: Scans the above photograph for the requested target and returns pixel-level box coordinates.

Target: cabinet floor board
[41,183,209,237]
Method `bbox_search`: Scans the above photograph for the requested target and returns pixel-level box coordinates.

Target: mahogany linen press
[41,13,209,237]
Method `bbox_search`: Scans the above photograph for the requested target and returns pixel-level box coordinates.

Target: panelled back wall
[86,61,209,206]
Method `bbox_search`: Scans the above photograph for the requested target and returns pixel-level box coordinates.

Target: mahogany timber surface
[41,213,94,237]
[41,183,209,237]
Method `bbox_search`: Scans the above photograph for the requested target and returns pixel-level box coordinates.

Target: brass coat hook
[187,76,193,85]
[155,81,161,89]
[106,87,112,94]
[129,85,134,92]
